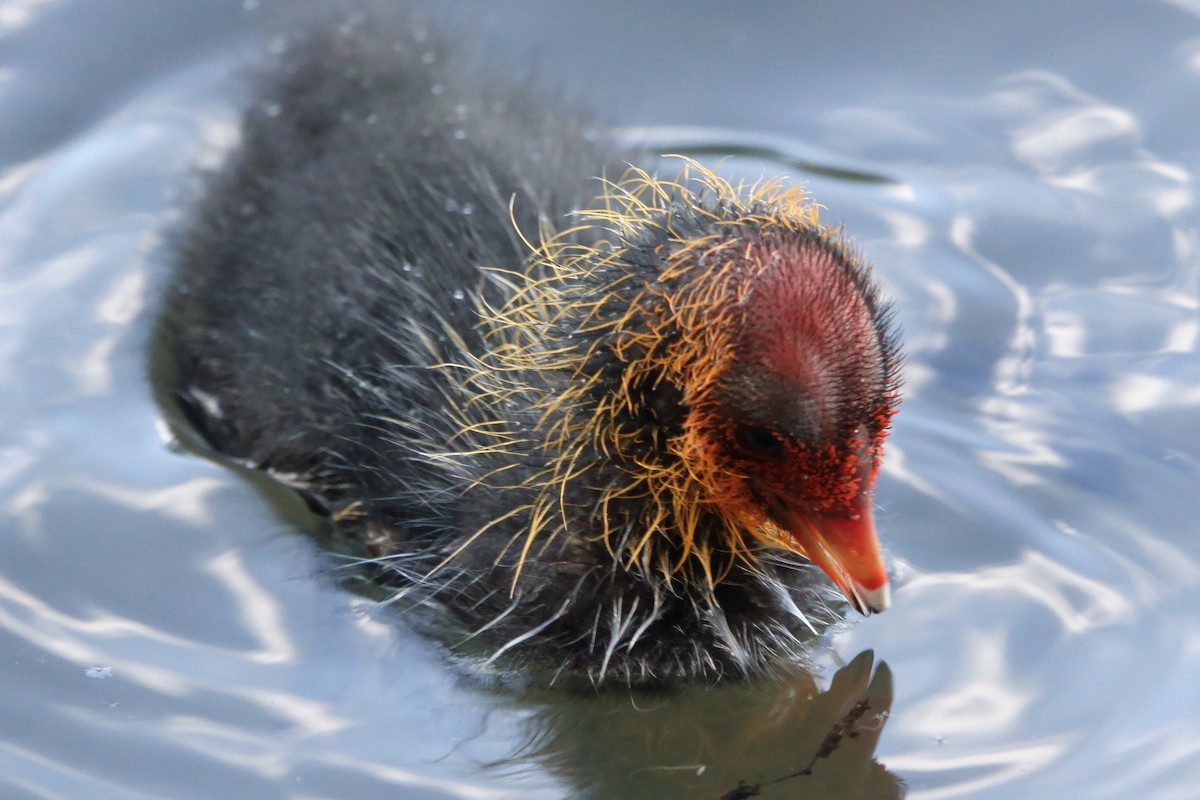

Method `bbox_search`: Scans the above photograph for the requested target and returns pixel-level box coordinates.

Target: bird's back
[154,22,619,504]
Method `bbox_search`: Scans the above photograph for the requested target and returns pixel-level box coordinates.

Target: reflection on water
[2,1,1200,798]
[624,125,901,186]
[506,651,901,799]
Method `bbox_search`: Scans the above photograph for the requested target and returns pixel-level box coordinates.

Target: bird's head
[477,161,901,614]
[675,229,899,613]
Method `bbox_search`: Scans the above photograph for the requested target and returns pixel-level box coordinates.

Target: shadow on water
[486,650,903,800]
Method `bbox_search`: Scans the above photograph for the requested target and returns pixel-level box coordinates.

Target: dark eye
[733,424,784,457]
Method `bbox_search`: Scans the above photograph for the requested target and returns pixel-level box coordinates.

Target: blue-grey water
[3,1,1199,798]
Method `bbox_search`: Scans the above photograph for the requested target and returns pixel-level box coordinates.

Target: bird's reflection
[493,650,903,799]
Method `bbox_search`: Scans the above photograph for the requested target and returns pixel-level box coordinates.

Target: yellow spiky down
[439,159,838,595]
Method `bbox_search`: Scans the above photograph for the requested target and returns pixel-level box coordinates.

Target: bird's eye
[733,424,784,457]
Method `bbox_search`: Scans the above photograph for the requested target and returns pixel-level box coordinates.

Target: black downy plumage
[153,17,901,686]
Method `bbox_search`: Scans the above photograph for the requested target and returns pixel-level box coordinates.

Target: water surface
[3,1,1199,798]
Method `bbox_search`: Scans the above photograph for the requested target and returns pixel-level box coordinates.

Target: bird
[151,15,901,687]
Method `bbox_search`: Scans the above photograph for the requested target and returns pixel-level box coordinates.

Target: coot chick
[153,21,901,686]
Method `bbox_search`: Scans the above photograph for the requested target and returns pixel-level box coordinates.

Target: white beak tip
[852,582,891,615]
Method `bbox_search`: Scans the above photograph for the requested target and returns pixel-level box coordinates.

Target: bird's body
[153,20,900,686]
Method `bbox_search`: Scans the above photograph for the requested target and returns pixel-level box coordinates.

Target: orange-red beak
[773,495,890,615]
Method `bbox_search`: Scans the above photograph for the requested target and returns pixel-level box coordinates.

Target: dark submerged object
[153,20,901,685]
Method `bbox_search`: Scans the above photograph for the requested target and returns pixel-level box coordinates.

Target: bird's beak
[773,495,890,615]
